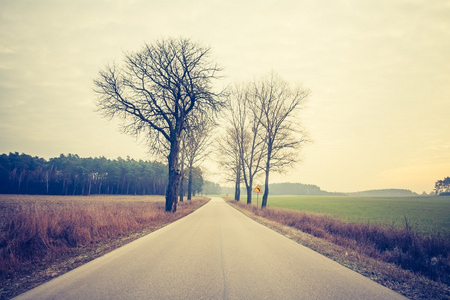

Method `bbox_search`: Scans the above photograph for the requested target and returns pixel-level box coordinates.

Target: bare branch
[93,37,224,212]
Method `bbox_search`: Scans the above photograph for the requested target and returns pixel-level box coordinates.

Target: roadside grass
[261,195,450,235]
[227,198,450,300]
[0,195,209,299]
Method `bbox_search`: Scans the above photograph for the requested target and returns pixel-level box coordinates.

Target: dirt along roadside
[0,195,210,300]
[226,198,450,300]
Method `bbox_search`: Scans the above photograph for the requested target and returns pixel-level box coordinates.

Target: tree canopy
[435,177,450,195]
[94,38,223,212]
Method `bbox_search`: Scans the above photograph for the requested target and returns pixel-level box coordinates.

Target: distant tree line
[221,182,341,197]
[348,189,418,197]
[266,183,335,196]
[202,181,222,195]
[0,152,205,196]
[435,177,450,196]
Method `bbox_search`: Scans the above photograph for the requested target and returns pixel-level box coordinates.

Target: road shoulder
[226,198,449,300]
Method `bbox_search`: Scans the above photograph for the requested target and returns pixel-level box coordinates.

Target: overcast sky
[1,0,449,193]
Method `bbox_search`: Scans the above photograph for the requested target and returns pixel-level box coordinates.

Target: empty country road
[15,198,406,300]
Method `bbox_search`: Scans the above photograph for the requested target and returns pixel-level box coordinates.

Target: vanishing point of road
[15,198,406,299]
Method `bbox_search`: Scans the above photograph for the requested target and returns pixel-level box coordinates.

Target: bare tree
[94,37,223,212]
[225,83,265,204]
[183,114,214,200]
[216,127,242,201]
[256,72,309,208]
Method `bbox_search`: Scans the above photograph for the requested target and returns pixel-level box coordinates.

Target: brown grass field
[228,199,450,300]
[2,195,448,299]
[0,194,209,299]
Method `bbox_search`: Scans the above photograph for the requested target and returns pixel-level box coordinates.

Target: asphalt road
[15,198,407,299]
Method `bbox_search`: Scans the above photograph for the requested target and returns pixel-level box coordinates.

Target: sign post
[253,184,262,209]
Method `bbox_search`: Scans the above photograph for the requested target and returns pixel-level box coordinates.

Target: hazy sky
[1,0,449,193]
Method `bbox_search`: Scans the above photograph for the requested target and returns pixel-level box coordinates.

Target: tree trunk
[165,137,181,212]
[261,152,271,208]
[246,185,252,205]
[187,163,194,200]
[166,168,181,212]
[180,141,185,202]
[245,172,253,204]
[88,179,92,195]
[73,178,77,195]
[261,168,270,208]
[234,167,241,201]
[179,173,184,202]
[45,171,50,194]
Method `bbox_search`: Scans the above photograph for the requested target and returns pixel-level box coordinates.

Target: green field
[264,195,450,235]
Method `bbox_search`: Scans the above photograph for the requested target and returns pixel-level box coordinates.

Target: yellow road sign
[253,184,262,193]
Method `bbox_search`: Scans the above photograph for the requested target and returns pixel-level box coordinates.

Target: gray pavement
[15,197,407,299]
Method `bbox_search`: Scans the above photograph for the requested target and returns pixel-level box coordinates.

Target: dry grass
[0,195,209,299]
[228,199,450,300]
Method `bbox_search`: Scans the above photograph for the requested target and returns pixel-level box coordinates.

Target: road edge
[3,198,211,300]
[225,198,449,300]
